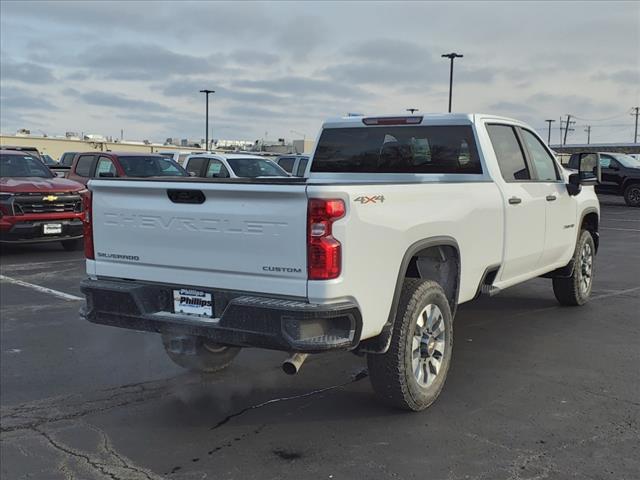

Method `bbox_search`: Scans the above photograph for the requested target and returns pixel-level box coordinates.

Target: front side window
[612,153,640,168]
[118,156,187,177]
[487,125,530,181]
[95,157,118,177]
[311,125,482,174]
[520,129,559,181]
[0,154,53,178]
[75,155,95,177]
[226,158,288,177]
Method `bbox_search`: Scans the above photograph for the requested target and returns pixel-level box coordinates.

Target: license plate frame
[173,288,214,317]
[43,223,63,235]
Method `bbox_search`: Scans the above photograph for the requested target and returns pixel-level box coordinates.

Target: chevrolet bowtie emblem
[43,195,58,201]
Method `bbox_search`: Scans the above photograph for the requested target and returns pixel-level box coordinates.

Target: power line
[572,111,631,122]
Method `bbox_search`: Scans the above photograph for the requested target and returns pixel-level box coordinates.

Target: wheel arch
[580,208,599,253]
[357,236,460,354]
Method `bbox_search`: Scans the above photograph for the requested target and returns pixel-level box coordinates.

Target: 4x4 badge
[354,195,385,204]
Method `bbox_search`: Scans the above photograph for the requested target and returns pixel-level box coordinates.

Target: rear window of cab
[312,125,482,174]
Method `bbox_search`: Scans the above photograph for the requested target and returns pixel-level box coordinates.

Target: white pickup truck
[80,114,601,411]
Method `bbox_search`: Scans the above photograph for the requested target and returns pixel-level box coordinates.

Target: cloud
[78,44,217,80]
[0,86,57,111]
[0,60,55,84]
[78,91,169,112]
[233,76,365,99]
[592,69,640,84]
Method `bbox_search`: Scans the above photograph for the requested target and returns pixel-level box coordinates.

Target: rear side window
[60,153,77,167]
[186,157,207,176]
[486,125,530,181]
[296,157,309,176]
[277,157,295,173]
[311,125,482,174]
[520,129,559,181]
[95,157,117,177]
[75,155,95,177]
[205,159,230,178]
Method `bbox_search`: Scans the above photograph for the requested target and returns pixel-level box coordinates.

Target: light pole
[545,119,556,145]
[406,108,419,114]
[441,52,463,113]
[199,89,215,150]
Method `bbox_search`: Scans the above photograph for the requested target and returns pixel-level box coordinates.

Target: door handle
[508,197,522,205]
[546,195,557,202]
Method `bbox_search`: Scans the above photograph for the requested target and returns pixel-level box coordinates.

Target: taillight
[82,191,94,259]
[307,198,345,280]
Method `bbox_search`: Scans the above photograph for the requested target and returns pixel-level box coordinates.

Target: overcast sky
[1,1,639,145]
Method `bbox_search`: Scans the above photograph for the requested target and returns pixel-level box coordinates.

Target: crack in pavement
[210,369,369,430]
[33,425,163,480]
[164,370,369,477]
[1,377,198,433]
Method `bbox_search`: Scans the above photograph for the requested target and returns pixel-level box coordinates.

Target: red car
[66,151,187,185]
[0,150,87,250]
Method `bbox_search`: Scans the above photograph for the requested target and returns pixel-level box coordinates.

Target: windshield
[0,153,53,178]
[42,155,57,166]
[117,156,188,177]
[612,153,640,168]
[226,158,288,177]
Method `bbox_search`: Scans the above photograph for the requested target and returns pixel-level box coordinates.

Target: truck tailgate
[89,179,309,298]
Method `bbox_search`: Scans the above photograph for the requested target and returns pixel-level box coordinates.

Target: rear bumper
[0,218,83,243]
[80,278,362,353]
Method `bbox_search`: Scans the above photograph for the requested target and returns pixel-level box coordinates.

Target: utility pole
[199,89,215,150]
[584,125,591,144]
[561,115,575,145]
[632,107,639,143]
[406,108,419,114]
[545,119,555,145]
[441,52,463,113]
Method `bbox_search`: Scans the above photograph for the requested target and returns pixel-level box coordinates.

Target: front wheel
[623,184,640,207]
[367,279,453,411]
[162,334,240,373]
[552,230,595,306]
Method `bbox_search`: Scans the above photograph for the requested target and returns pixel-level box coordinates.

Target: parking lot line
[600,227,640,232]
[0,274,83,301]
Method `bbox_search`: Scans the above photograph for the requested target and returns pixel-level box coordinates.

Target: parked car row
[567,152,640,207]
[0,146,310,248]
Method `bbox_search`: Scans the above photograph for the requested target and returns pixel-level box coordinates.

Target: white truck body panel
[86,113,600,344]
[89,180,309,297]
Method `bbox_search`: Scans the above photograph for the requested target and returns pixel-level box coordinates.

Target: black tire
[61,239,83,251]
[552,230,595,306]
[623,183,640,207]
[367,279,454,411]
[161,334,240,373]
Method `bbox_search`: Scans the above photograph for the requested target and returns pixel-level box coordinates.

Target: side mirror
[567,153,601,195]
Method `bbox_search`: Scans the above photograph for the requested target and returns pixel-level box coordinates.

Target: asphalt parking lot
[1,197,638,480]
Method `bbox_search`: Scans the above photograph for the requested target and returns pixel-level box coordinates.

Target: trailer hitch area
[167,335,198,355]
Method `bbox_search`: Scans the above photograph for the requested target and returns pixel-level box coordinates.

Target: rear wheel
[552,230,595,306]
[623,184,640,207]
[61,239,82,251]
[161,334,240,373]
[367,279,453,411]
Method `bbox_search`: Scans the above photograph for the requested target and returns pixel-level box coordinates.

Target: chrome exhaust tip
[282,353,309,375]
